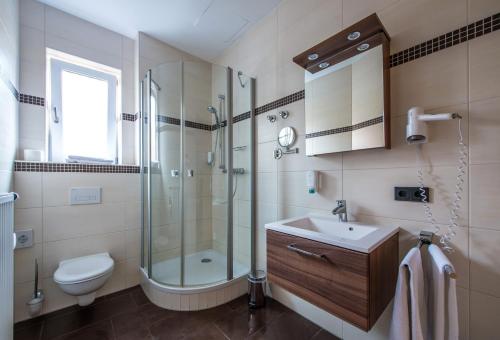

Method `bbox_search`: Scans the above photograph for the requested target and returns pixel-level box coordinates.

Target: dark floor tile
[54,320,113,340]
[227,294,248,312]
[42,294,137,339]
[249,310,320,340]
[112,309,151,340]
[14,322,43,340]
[311,329,341,340]
[137,303,179,327]
[215,297,288,339]
[131,286,149,306]
[182,324,227,340]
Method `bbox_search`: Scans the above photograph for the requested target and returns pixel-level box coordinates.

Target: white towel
[390,247,427,340]
[427,244,459,340]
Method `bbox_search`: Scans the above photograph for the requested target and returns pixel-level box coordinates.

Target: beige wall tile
[470,227,500,297]
[379,0,467,53]
[344,166,468,226]
[469,30,500,102]
[15,208,43,243]
[470,164,500,229]
[277,170,342,211]
[342,0,399,28]
[468,0,500,22]
[470,97,500,164]
[14,243,42,284]
[390,44,468,117]
[43,203,126,242]
[470,290,500,339]
[14,172,42,208]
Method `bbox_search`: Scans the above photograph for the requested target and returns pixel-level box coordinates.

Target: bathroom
[0,0,499,339]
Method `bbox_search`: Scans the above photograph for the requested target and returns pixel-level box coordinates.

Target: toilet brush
[26,259,44,317]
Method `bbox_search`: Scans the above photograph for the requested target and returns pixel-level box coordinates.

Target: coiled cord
[417,118,467,253]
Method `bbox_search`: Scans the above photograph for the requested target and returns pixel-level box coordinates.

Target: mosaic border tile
[122,113,137,121]
[14,161,140,173]
[390,12,500,67]
[19,93,45,106]
[305,116,384,139]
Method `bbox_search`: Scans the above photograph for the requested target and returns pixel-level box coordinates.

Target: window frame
[49,58,118,163]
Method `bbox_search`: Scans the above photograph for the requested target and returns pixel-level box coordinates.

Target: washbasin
[265,214,399,253]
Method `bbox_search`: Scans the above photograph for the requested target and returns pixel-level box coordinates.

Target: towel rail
[417,231,457,279]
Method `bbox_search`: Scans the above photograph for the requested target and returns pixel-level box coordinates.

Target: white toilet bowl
[53,253,114,306]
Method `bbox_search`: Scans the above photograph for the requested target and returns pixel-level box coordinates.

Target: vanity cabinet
[266,230,398,331]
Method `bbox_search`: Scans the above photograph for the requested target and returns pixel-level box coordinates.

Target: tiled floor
[14,285,340,340]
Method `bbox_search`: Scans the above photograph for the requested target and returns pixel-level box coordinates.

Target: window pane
[61,70,110,159]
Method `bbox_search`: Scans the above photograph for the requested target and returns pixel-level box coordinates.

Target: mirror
[293,14,390,156]
[278,127,296,148]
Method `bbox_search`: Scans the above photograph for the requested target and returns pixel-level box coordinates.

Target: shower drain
[201,258,212,263]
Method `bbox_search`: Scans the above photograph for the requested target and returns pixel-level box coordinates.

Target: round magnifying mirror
[278,127,296,148]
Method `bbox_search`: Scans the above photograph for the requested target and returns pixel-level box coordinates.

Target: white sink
[265,214,399,253]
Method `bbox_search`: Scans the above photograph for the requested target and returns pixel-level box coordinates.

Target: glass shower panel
[140,78,149,274]
[183,62,229,286]
[233,71,253,277]
[150,62,182,286]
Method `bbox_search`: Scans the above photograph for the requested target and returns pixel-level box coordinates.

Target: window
[48,50,120,162]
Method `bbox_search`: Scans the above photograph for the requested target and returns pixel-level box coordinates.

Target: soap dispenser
[306,171,318,194]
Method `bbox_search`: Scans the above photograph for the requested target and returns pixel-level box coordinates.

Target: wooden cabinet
[267,230,398,331]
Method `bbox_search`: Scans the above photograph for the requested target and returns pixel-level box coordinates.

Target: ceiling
[37,0,282,61]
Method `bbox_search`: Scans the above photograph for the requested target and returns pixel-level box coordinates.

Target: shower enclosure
[140,61,255,308]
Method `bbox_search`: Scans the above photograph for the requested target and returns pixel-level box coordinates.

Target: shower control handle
[52,107,60,124]
[170,169,180,177]
[187,169,194,177]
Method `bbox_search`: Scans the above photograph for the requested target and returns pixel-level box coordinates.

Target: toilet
[53,253,114,306]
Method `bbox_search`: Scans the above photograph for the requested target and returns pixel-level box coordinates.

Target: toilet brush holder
[27,259,44,317]
[27,290,44,317]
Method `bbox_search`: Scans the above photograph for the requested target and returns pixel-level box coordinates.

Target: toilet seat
[54,253,114,284]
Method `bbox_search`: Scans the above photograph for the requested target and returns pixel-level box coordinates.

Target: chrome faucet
[332,200,347,222]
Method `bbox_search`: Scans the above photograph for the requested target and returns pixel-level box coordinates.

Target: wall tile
[470,164,500,230]
[20,0,45,31]
[379,0,467,53]
[43,203,126,242]
[468,0,500,22]
[469,30,500,102]
[15,208,43,243]
[470,227,500,297]
[277,170,342,211]
[390,44,468,117]
[342,0,399,28]
[470,290,500,339]
[14,172,42,208]
[470,97,500,164]
[344,166,468,226]
[14,243,42,283]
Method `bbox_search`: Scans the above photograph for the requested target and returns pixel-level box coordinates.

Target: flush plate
[70,187,101,205]
[15,229,33,249]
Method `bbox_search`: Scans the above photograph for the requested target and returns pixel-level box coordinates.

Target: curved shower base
[140,249,249,311]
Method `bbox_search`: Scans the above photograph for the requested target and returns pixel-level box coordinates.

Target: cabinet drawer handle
[287,243,327,260]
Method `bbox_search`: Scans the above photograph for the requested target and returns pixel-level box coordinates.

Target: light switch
[70,187,101,205]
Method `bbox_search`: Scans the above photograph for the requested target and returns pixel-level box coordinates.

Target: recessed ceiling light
[307,53,319,61]
[318,62,330,69]
[347,31,361,41]
[357,43,370,51]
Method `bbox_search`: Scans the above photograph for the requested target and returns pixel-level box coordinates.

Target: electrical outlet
[394,187,429,203]
[15,229,33,249]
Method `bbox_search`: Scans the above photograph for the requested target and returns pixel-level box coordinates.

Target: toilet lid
[54,253,114,284]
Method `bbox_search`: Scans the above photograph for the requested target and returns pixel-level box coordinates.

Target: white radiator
[0,193,17,340]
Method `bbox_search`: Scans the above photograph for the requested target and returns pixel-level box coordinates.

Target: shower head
[237,71,246,88]
[207,105,220,126]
